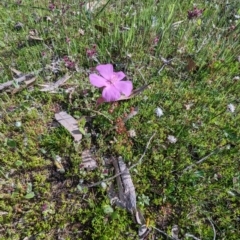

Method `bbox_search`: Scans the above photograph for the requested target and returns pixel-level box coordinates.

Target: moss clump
[0,0,239,239]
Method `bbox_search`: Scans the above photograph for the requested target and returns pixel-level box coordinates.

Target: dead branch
[81,108,113,124]
[82,132,156,187]
[182,145,228,172]
[0,68,43,91]
[207,218,216,240]
[151,226,174,239]
[39,73,71,92]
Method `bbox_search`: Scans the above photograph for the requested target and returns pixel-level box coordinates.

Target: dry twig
[182,145,228,172]
[0,68,43,91]
[39,73,71,92]
[82,132,156,187]
[81,108,113,124]
[185,233,201,240]
[151,226,174,239]
[207,218,216,240]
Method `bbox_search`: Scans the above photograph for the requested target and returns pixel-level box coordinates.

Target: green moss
[0,0,240,239]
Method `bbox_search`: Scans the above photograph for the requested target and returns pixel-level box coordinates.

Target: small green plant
[138,194,150,207]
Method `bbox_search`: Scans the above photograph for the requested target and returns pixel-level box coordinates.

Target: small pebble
[15,121,22,127]
[155,107,163,117]
[227,103,235,113]
[167,135,177,144]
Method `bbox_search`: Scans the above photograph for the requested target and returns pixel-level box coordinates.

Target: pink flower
[89,64,133,102]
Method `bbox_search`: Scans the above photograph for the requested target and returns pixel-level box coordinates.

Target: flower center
[107,74,118,85]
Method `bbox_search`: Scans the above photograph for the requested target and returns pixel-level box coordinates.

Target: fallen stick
[39,73,71,92]
[182,145,228,172]
[82,132,156,188]
[151,226,174,239]
[0,68,43,91]
[207,218,216,240]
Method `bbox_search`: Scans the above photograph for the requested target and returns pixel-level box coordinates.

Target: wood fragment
[112,157,136,213]
[0,68,43,91]
[10,68,23,77]
[81,150,98,170]
[171,225,179,239]
[139,224,151,240]
[135,209,146,225]
[111,157,151,239]
[55,111,82,142]
[25,77,37,86]
[11,77,36,95]
[40,73,71,92]
[28,35,43,41]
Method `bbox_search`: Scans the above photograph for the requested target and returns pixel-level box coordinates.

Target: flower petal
[102,85,121,102]
[89,74,108,88]
[114,81,133,97]
[96,64,113,80]
[115,71,126,81]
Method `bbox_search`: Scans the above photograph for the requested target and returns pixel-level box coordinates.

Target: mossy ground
[0,0,240,239]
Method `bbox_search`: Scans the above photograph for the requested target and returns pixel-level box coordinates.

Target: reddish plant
[63,56,75,70]
[188,7,205,19]
[48,3,56,11]
[86,44,97,59]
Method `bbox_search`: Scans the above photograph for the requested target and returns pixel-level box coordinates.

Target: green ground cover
[0,0,239,239]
